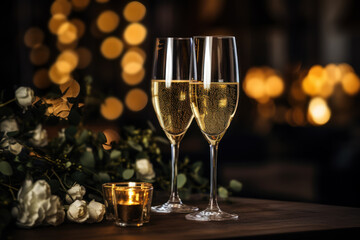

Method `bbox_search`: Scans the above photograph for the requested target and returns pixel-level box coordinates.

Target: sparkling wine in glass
[151,37,198,213]
[186,36,240,221]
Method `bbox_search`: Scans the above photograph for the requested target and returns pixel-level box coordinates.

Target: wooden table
[12,197,360,240]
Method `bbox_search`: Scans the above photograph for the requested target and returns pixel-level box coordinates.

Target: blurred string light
[307,97,331,125]
[24,0,148,121]
[102,128,120,150]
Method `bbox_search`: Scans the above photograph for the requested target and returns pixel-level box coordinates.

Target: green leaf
[128,140,143,152]
[80,150,95,168]
[76,129,88,145]
[98,148,103,160]
[110,150,121,159]
[192,161,203,174]
[16,165,25,172]
[177,173,187,189]
[97,132,107,144]
[98,172,111,182]
[153,136,169,145]
[229,179,243,192]
[122,169,134,180]
[0,161,13,176]
[218,187,229,199]
[65,161,72,169]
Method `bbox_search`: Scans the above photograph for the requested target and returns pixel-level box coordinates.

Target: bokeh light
[57,21,78,44]
[265,75,284,98]
[308,97,331,125]
[341,72,360,95]
[56,50,79,74]
[30,45,50,65]
[102,129,120,150]
[49,64,71,85]
[71,0,90,11]
[33,69,51,89]
[71,18,86,38]
[100,37,124,59]
[49,14,67,34]
[123,1,146,22]
[97,10,119,33]
[24,27,44,48]
[122,68,145,85]
[121,50,144,74]
[96,0,109,3]
[123,23,147,45]
[76,47,92,69]
[100,97,124,120]
[56,40,78,51]
[51,0,72,16]
[125,88,148,111]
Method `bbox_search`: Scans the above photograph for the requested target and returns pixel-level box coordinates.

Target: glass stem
[208,142,220,211]
[169,142,181,204]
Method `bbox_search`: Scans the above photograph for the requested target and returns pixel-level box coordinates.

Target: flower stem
[0,98,16,108]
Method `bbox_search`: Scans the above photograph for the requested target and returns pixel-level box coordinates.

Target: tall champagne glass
[186,36,240,221]
[151,38,198,213]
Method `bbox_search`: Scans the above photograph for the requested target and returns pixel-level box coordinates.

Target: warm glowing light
[56,40,78,51]
[123,23,147,45]
[128,47,146,59]
[122,68,145,86]
[121,50,145,75]
[257,100,276,119]
[56,50,79,74]
[57,22,78,44]
[102,129,120,150]
[33,69,51,89]
[125,88,148,111]
[123,1,146,22]
[71,0,90,11]
[30,45,50,65]
[51,0,72,16]
[338,63,354,78]
[96,0,109,3]
[76,47,92,69]
[60,78,80,100]
[292,107,305,126]
[301,65,329,97]
[100,37,124,59]
[325,63,341,84]
[49,14,67,34]
[71,18,86,38]
[308,97,331,125]
[100,97,124,120]
[243,76,266,100]
[49,64,71,85]
[97,10,120,33]
[290,80,306,101]
[265,75,284,97]
[24,27,44,48]
[341,72,360,95]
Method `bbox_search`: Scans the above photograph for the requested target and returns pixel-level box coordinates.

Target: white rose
[86,200,105,223]
[13,179,65,228]
[8,139,23,155]
[66,184,86,204]
[29,124,48,147]
[0,118,19,134]
[15,87,35,109]
[67,200,89,223]
[135,158,156,180]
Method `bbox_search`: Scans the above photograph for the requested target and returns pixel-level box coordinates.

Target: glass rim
[155,37,192,40]
[193,35,235,39]
[102,182,153,190]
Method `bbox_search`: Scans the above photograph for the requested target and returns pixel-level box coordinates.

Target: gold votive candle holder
[102,183,116,221]
[111,182,153,227]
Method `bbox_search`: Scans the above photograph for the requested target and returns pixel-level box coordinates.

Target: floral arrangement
[0,82,242,235]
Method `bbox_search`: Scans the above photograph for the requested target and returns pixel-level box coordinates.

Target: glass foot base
[185,209,238,221]
[151,201,199,213]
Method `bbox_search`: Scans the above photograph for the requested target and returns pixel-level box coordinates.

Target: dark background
[2,0,360,207]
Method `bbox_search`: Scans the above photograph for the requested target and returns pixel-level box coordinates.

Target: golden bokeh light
[122,68,145,86]
[292,107,305,126]
[100,97,124,120]
[51,0,72,16]
[125,88,148,111]
[128,47,146,59]
[123,23,147,45]
[56,50,79,74]
[308,97,331,125]
[71,18,86,38]
[325,63,341,84]
[57,22,78,44]
[102,129,120,150]
[49,64,71,85]
[341,72,360,95]
[96,0,109,3]
[71,0,90,11]
[265,75,284,97]
[243,76,266,100]
[97,10,120,33]
[24,27,44,48]
[56,40,78,51]
[76,47,92,69]
[49,14,67,34]
[60,78,80,99]
[100,37,124,59]
[123,1,146,22]
[257,100,276,119]
[33,69,51,89]
[121,50,144,74]
[30,45,50,65]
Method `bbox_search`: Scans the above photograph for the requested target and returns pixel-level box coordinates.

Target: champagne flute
[151,37,199,213]
[186,36,240,221]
